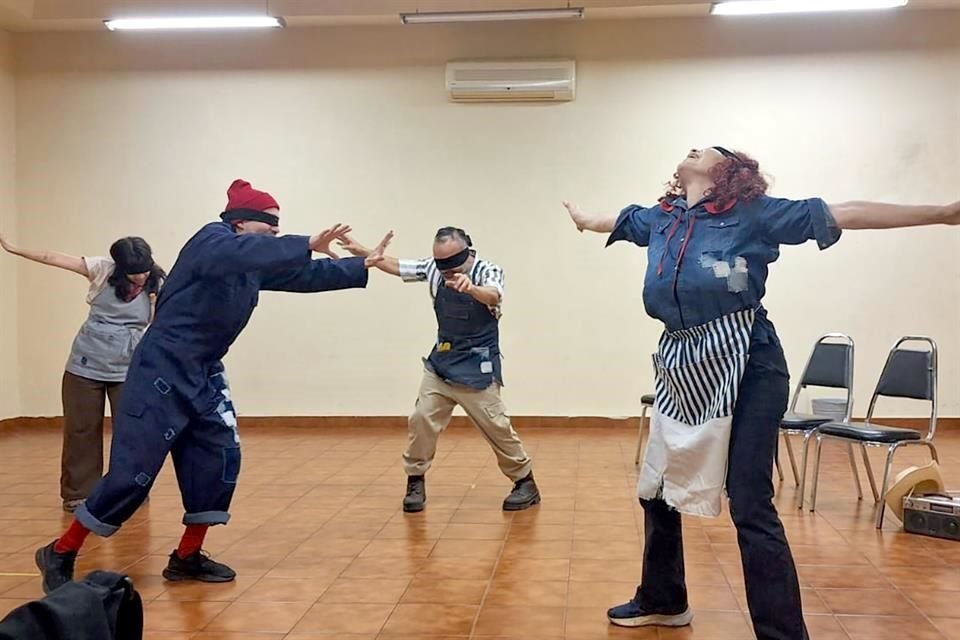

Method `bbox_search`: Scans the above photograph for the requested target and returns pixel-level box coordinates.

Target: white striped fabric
[639,308,757,516]
[654,308,754,426]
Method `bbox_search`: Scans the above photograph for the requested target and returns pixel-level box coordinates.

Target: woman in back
[1,233,164,512]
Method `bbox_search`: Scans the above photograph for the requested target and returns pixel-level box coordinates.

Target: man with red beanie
[35,179,392,593]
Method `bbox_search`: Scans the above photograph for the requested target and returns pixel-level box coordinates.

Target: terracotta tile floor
[1,423,958,639]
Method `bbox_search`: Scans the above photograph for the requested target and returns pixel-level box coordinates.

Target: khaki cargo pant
[403,367,533,481]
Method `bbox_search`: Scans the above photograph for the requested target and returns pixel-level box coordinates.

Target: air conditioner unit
[445,59,576,103]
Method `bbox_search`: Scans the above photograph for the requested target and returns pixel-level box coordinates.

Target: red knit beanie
[225,179,279,213]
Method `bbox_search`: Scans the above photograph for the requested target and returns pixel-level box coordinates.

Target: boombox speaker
[903,493,960,541]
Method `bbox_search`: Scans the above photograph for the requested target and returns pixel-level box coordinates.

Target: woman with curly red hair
[564,146,960,640]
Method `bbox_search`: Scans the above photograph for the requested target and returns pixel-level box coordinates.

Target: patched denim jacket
[607,194,842,339]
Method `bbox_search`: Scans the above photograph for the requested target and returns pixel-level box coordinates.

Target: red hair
[662,150,769,209]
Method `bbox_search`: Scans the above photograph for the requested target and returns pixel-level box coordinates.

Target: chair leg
[875,444,899,530]
[860,443,880,503]
[775,452,784,482]
[925,440,940,464]
[809,434,825,513]
[635,405,648,466]
[847,444,863,500]
[798,430,815,510]
[783,433,800,487]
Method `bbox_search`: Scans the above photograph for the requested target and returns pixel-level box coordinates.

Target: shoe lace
[512,477,531,491]
[191,550,222,569]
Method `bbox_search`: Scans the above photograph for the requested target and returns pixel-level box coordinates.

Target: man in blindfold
[338,226,539,513]
[37,179,393,593]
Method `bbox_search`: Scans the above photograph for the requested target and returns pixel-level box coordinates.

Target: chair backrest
[790,334,855,420]
[866,337,938,439]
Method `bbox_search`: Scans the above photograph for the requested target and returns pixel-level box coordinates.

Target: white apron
[638,308,755,517]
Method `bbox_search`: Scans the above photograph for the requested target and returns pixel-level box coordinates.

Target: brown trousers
[60,371,123,501]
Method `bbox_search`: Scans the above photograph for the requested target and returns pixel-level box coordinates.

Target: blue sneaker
[607,600,693,628]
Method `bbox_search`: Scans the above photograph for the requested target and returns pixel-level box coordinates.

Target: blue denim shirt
[607,195,842,340]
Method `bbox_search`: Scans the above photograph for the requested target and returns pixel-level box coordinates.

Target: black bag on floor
[0,571,143,640]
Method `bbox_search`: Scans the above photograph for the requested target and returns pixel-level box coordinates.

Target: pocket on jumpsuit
[115,400,164,489]
[222,447,242,484]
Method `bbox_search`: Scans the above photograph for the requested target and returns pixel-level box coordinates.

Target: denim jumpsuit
[76,222,369,537]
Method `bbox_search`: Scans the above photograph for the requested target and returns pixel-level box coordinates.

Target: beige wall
[0,30,18,420]
[10,10,960,418]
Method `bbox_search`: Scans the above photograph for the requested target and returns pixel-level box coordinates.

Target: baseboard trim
[1,415,957,431]
[0,415,641,430]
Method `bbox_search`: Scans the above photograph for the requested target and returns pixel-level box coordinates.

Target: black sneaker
[35,540,76,594]
[502,472,541,511]
[162,550,236,583]
[403,475,426,513]
[607,599,693,628]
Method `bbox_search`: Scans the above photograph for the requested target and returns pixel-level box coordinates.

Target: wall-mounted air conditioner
[445,59,576,103]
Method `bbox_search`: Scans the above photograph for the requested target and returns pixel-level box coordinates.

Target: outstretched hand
[364,231,394,269]
[563,201,588,232]
[309,224,353,259]
[336,234,371,258]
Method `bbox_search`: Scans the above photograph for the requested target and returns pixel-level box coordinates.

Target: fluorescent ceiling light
[400,8,584,24]
[104,16,285,31]
[711,0,908,16]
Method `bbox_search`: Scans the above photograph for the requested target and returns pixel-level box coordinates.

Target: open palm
[310,224,353,259]
[364,231,394,268]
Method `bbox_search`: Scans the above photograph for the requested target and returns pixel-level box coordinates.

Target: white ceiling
[1,0,959,31]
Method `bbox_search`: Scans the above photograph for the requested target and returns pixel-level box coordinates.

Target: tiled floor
[1,422,959,639]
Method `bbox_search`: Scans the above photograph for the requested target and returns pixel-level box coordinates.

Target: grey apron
[65,283,151,383]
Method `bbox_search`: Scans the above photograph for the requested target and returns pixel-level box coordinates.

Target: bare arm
[562,201,618,233]
[829,200,960,230]
[373,255,401,276]
[445,274,500,306]
[468,284,501,307]
[0,232,88,276]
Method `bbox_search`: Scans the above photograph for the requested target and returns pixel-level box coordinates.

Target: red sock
[54,520,90,554]
[176,525,209,559]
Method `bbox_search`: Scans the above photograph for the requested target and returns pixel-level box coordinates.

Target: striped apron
[639,308,755,517]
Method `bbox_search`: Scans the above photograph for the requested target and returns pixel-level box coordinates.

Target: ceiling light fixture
[711,0,908,16]
[104,16,285,31]
[400,8,584,24]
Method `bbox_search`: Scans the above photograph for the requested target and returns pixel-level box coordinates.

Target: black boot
[503,472,541,511]
[162,550,236,583]
[35,541,77,594]
[403,475,426,513]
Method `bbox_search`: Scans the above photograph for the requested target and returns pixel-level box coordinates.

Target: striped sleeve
[398,258,435,283]
[473,260,504,299]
